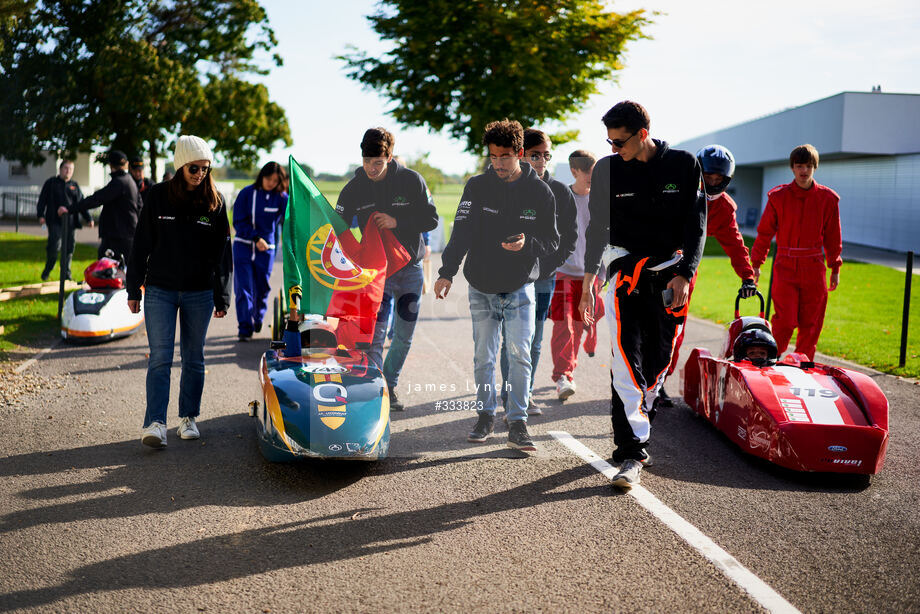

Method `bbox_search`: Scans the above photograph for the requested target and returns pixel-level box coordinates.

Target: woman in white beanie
[127,135,233,448]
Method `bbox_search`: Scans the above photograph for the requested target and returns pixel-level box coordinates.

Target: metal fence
[1,189,40,231]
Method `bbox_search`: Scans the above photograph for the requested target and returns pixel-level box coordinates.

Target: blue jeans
[367,261,424,389]
[470,283,535,422]
[143,286,214,427]
[500,276,555,402]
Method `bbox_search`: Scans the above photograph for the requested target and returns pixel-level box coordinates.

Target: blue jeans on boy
[469,283,535,423]
[367,261,424,389]
[143,286,214,428]
[500,276,555,404]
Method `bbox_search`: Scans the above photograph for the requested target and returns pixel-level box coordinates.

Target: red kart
[681,292,889,474]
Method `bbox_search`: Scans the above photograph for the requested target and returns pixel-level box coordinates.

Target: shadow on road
[0,459,603,611]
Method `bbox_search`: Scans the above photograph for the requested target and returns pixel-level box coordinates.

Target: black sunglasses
[606,131,638,148]
[187,164,211,176]
[528,152,552,162]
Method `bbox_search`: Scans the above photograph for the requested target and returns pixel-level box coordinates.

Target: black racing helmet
[732,329,778,366]
[696,144,735,196]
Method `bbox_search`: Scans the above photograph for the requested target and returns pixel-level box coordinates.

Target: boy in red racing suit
[660,145,755,405]
[751,144,842,360]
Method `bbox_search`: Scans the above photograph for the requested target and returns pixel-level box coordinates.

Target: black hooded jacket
[538,172,577,280]
[127,182,232,311]
[335,160,439,265]
[71,169,142,242]
[439,162,559,294]
[584,139,707,281]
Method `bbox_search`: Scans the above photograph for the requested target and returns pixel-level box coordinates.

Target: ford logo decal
[827,445,847,452]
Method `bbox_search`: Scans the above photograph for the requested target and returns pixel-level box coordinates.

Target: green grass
[691,237,920,376]
[0,232,101,358]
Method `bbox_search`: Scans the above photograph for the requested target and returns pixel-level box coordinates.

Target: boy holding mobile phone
[434,119,559,452]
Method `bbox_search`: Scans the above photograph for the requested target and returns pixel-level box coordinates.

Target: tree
[405,153,445,191]
[339,0,650,154]
[0,0,291,178]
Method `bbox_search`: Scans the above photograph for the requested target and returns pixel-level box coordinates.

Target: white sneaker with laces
[612,459,643,490]
[177,416,200,440]
[141,422,167,448]
[556,376,576,401]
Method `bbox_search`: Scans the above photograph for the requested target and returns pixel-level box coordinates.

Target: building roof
[675,92,920,166]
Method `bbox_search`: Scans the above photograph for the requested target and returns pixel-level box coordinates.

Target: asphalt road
[1,252,919,613]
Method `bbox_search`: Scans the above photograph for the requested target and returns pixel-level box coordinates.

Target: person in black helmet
[733,328,778,366]
[65,149,143,261]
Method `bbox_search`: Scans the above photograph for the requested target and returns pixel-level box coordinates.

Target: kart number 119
[789,386,838,399]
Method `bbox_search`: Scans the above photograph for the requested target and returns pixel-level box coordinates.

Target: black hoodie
[584,139,707,281]
[439,162,559,294]
[127,182,232,311]
[335,160,439,265]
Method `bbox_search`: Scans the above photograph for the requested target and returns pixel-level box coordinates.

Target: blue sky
[253,0,920,177]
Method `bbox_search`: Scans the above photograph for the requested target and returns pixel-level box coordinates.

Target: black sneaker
[388,387,405,412]
[468,413,494,442]
[40,273,50,282]
[507,420,536,452]
[253,322,262,333]
[587,352,595,357]
[655,387,674,409]
[237,334,251,342]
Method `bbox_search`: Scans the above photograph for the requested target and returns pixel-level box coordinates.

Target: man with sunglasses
[65,149,143,261]
[498,128,577,415]
[579,101,707,489]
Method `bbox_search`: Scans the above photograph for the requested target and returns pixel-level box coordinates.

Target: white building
[1,151,109,218]
[676,91,920,253]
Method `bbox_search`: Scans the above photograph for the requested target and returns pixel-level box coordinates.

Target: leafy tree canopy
[339,0,650,154]
[0,0,291,176]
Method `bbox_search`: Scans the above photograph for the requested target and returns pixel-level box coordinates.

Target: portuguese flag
[282,156,410,345]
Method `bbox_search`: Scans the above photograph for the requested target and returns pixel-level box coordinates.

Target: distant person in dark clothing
[129,156,154,201]
[37,159,93,281]
[65,149,142,261]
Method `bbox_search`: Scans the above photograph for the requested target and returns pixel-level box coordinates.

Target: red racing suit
[667,192,754,375]
[751,181,842,359]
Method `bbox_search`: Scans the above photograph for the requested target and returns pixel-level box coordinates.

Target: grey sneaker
[177,416,200,440]
[556,376,576,401]
[527,397,543,416]
[142,421,167,448]
[467,413,494,443]
[612,459,643,490]
[507,420,536,452]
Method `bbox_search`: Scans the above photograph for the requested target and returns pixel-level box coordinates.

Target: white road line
[13,339,61,374]
[549,430,802,614]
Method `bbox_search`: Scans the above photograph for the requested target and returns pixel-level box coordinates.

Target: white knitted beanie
[173,135,213,170]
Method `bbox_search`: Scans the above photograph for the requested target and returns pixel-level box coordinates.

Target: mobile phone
[503,233,523,243]
[661,287,674,307]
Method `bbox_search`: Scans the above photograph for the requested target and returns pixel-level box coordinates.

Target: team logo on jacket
[196,216,211,226]
[312,373,347,429]
[615,193,635,198]
[520,209,536,220]
[663,184,678,193]
[307,223,377,291]
[391,196,409,207]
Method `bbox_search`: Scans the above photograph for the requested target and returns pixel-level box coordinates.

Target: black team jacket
[71,170,143,242]
[537,171,577,280]
[439,162,559,294]
[584,139,707,282]
[36,175,91,228]
[335,160,439,265]
[127,182,232,311]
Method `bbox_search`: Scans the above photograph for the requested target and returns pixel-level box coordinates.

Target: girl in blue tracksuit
[232,161,288,340]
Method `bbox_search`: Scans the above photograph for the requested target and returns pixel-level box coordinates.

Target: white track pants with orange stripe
[605,272,684,459]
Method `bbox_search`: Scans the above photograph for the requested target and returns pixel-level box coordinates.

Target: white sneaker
[612,459,643,490]
[177,416,200,440]
[141,422,167,448]
[556,376,576,401]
